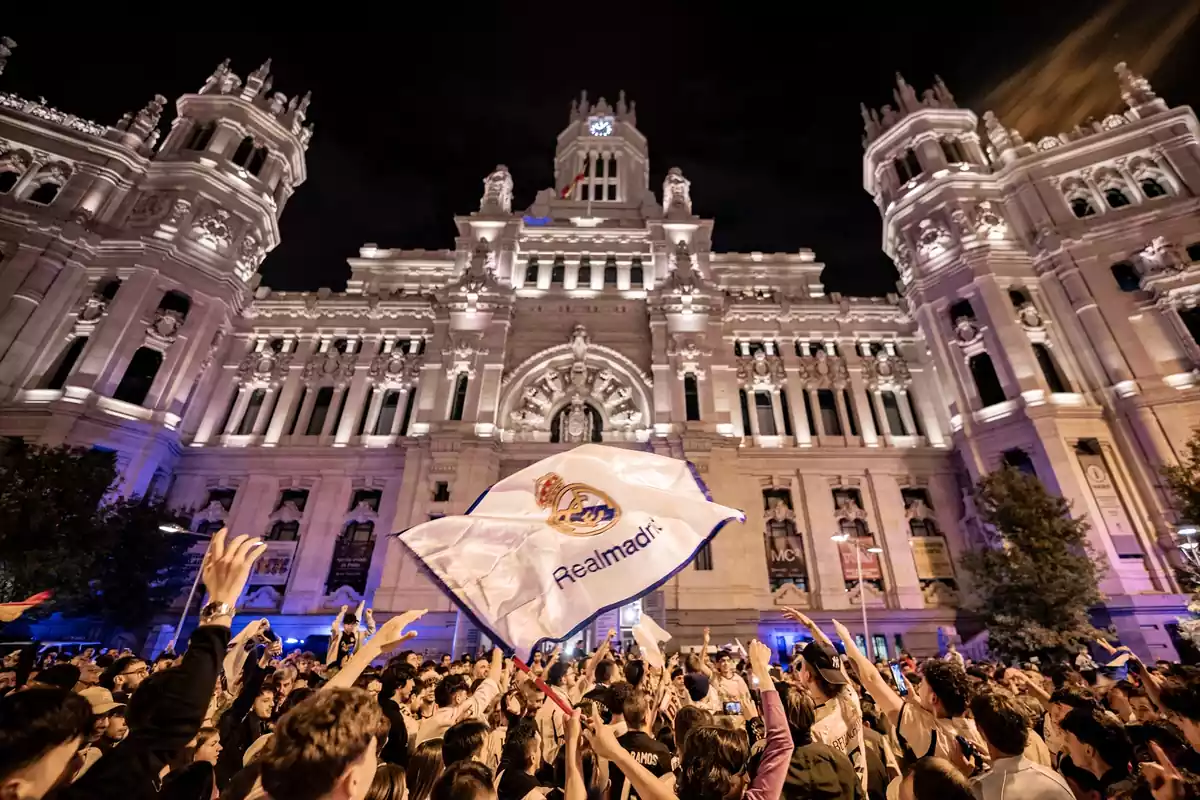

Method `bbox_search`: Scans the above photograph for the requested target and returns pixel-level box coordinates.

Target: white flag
[633,615,673,669]
[397,444,743,659]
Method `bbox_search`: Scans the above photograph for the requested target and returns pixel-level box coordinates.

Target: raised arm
[744,639,792,800]
[697,627,714,677]
[326,610,426,690]
[564,710,587,800]
[584,718,675,800]
[831,619,903,721]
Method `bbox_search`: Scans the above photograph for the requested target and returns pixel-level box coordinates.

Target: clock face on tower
[588,116,614,137]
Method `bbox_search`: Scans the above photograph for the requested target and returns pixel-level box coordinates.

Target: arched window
[1104,186,1131,209]
[816,389,841,436]
[630,258,644,287]
[231,136,256,167]
[1070,196,1097,218]
[99,278,121,301]
[968,353,1007,407]
[1008,288,1031,307]
[245,146,270,176]
[940,138,966,164]
[158,290,191,319]
[603,257,618,287]
[1032,343,1069,393]
[113,347,163,406]
[1187,243,1200,263]
[948,299,975,324]
[1111,262,1141,293]
[449,374,469,421]
[577,258,592,288]
[524,257,539,286]
[683,374,701,421]
[28,182,61,205]
[550,257,565,286]
[325,521,376,594]
[236,388,267,435]
[550,402,603,443]
[0,170,19,194]
[1140,178,1168,198]
[186,121,216,151]
[43,337,88,390]
[894,148,922,182]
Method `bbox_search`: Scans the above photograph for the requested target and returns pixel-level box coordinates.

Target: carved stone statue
[480,165,514,214]
[1115,62,1158,109]
[569,325,589,364]
[662,167,692,217]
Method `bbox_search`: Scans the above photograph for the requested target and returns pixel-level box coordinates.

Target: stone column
[801,474,850,610]
[770,388,786,437]
[222,386,251,435]
[870,391,890,437]
[291,384,320,441]
[361,386,385,436]
[322,387,346,438]
[282,474,354,614]
[847,374,879,446]
[896,389,918,437]
[787,384,811,446]
[0,258,88,391]
[335,376,371,445]
[251,387,278,435]
[833,389,852,441]
[74,270,160,396]
[866,472,925,609]
[808,389,824,437]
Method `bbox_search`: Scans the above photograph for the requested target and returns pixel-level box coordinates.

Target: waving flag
[397,444,742,659]
[560,154,590,199]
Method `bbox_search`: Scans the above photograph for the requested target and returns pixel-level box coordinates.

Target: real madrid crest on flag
[396,444,744,659]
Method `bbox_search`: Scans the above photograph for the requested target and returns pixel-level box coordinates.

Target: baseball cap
[78,686,126,715]
[800,641,849,686]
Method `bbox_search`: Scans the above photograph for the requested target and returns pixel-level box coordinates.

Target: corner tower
[555,91,648,204]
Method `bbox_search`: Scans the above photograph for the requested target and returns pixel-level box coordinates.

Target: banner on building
[396,444,744,659]
[1078,451,1143,557]
[838,541,883,581]
[765,535,808,580]
[909,537,955,580]
[249,541,298,586]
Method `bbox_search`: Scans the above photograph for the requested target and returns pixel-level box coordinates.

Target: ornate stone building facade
[1,51,1196,659]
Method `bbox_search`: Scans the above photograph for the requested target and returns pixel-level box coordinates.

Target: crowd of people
[3,528,1200,800]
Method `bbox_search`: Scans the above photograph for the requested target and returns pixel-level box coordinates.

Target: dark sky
[4,6,1198,296]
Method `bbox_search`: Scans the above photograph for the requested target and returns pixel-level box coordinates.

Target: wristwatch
[199,601,234,623]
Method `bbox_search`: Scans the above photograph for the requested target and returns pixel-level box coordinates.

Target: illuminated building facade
[0,50,1196,659]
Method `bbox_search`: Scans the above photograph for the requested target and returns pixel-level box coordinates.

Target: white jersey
[810,688,867,792]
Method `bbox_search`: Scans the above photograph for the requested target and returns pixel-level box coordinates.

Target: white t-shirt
[896,701,988,768]
[811,688,867,792]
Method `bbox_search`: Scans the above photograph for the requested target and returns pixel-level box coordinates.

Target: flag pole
[512,656,574,715]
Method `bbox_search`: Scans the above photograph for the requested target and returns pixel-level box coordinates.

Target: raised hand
[201,529,267,612]
[1141,741,1185,800]
[781,606,814,628]
[371,609,427,653]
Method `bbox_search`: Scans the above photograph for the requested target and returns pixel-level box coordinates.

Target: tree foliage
[1162,429,1200,534]
[961,466,1104,661]
[0,442,192,629]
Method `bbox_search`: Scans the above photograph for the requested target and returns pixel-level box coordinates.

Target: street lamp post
[833,533,884,661]
[160,524,211,645]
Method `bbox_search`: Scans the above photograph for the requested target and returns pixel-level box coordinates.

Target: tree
[1160,428,1200,647]
[0,442,192,630]
[960,466,1104,661]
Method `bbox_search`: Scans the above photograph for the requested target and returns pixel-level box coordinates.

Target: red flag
[560,154,590,199]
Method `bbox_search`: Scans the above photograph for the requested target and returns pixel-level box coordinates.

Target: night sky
[5,4,1198,297]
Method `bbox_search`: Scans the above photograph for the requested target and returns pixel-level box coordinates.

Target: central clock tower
[555,90,648,204]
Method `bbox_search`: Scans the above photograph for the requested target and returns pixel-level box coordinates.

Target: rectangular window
[374,390,400,434]
[449,374,469,421]
[400,388,417,435]
[817,389,842,435]
[236,388,266,435]
[285,387,307,435]
[780,389,794,437]
[754,391,777,435]
[802,391,818,436]
[693,542,714,570]
[433,481,451,502]
[305,387,334,435]
[739,389,752,435]
[841,390,859,436]
[684,374,701,421]
[906,390,924,437]
[882,391,908,435]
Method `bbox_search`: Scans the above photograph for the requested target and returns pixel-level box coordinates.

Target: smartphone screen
[890,663,908,695]
[724,701,742,714]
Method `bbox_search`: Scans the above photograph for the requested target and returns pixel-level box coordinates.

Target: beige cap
[78,686,125,715]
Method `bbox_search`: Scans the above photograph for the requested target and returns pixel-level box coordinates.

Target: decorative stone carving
[736,349,786,389]
[507,326,643,434]
[1016,302,1044,331]
[973,200,1007,239]
[1115,62,1158,109]
[795,350,849,390]
[1138,236,1186,277]
[77,293,107,322]
[192,499,229,528]
[451,239,500,296]
[669,338,711,379]
[166,198,192,225]
[922,582,959,606]
[662,167,692,217]
[127,193,170,227]
[197,330,225,377]
[236,234,266,279]
[915,219,952,258]
[905,496,934,521]
[237,347,293,387]
[834,495,868,522]
[480,165,513,214]
[861,350,911,390]
[192,208,233,250]
[443,337,488,378]
[949,208,972,238]
[302,349,357,387]
[953,316,982,346]
[368,351,422,389]
[146,310,184,344]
